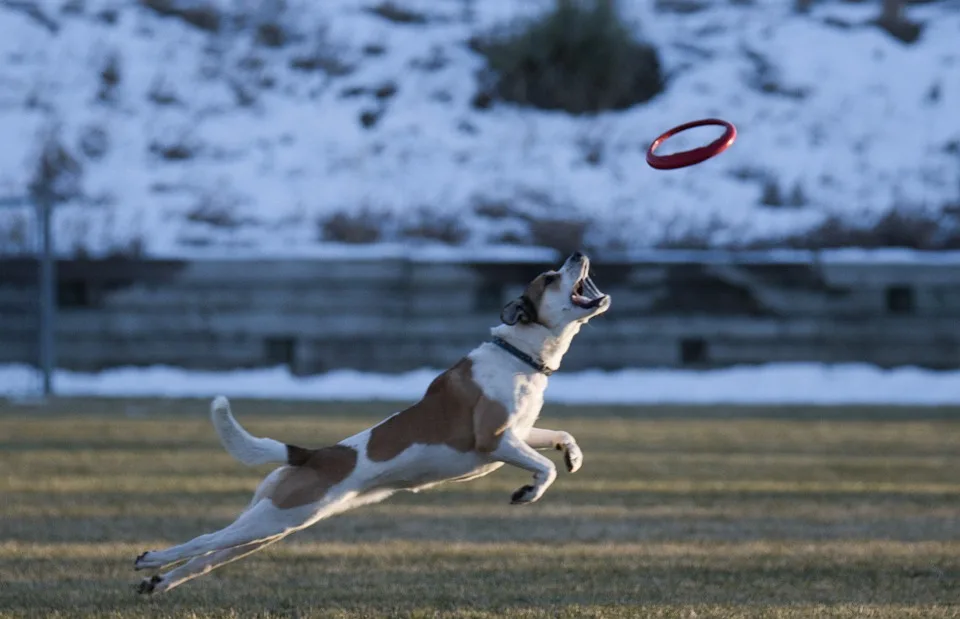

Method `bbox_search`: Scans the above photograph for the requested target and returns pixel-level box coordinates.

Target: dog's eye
[543,274,559,285]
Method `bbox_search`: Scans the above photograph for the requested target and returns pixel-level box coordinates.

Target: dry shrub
[290,27,355,77]
[652,215,730,250]
[0,212,31,255]
[528,218,586,253]
[648,205,960,251]
[400,208,468,245]
[185,201,243,229]
[29,129,83,204]
[472,0,663,114]
[773,208,960,250]
[318,209,387,244]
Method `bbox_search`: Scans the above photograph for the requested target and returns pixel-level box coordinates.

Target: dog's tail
[210,396,299,466]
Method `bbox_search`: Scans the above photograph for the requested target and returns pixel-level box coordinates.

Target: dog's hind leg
[136,535,285,595]
[134,466,292,573]
[135,444,371,572]
[135,489,393,591]
[134,497,316,571]
[135,468,294,591]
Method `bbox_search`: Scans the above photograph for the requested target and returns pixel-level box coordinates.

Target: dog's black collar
[491,337,554,376]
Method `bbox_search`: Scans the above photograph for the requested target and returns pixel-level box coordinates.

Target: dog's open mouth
[572,276,607,309]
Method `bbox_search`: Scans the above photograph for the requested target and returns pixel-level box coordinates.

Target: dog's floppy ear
[500,296,536,325]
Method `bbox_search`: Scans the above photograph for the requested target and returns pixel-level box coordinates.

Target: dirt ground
[1,397,958,618]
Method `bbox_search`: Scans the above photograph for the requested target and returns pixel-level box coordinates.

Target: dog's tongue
[573,292,604,309]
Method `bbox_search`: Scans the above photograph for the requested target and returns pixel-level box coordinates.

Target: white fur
[210,395,288,466]
[135,253,610,595]
[468,343,547,437]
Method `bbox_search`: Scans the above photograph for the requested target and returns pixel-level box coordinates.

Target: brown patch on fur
[270,445,358,509]
[474,396,511,453]
[366,358,510,461]
[286,444,313,466]
[501,272,558,326]
[524,272,561,326]
[523,273,551,309]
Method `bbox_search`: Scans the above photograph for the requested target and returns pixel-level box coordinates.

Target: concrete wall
[2,252,959,373]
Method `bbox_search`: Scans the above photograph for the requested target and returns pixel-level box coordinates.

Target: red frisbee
[646,118,737,170]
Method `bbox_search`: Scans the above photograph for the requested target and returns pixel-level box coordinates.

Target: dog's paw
[510,484,540,505]
[136,575,163,596]
[563,443,583,473]
[134,551,160,571]
[556,436,583,473]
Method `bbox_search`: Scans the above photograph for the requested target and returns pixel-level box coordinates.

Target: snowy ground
[2,362,959,405]
[0,0,958,256]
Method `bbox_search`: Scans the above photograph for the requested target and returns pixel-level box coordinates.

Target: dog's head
[500,252,611,330]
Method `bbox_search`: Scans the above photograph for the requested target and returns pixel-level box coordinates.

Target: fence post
[0,195,54,399]
[37,195,55,398]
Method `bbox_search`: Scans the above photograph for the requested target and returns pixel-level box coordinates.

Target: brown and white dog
[134,251,611,594]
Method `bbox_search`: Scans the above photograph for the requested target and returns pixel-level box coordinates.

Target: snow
[611,247,960,265]
[149,241,561,262]
[2,362,958,406]
[1,0,958,256]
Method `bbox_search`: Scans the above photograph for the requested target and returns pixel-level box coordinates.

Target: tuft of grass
[138,0,220,32]
[366,1,428,25]
[741,44,810,99]
[149,138,197,161]
[78,125,110,159]
[255,22,286,47]
[874,0,923,44]
[97,52,122,103]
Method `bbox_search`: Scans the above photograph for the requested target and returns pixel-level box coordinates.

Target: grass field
[1,398,959,618]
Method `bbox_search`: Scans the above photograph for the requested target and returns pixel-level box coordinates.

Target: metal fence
[3,249,960,380]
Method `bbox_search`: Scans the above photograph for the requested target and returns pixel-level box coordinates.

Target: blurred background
[1,0,959,401]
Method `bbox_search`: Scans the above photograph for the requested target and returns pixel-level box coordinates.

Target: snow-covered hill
[1,0,958,257]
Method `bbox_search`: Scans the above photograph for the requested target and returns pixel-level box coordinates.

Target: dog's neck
[489,321,583,373]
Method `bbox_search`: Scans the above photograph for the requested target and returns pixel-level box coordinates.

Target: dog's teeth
[584,278,601,298]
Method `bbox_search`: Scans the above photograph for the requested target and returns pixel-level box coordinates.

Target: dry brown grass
[1,398,958,618]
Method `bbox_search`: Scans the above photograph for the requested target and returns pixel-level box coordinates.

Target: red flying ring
[646,118,737,170]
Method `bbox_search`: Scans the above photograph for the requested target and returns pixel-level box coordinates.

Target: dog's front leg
[488,429,557,505]
[524,427,582,473]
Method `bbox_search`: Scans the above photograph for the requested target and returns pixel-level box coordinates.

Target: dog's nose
[569,251,585,262]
